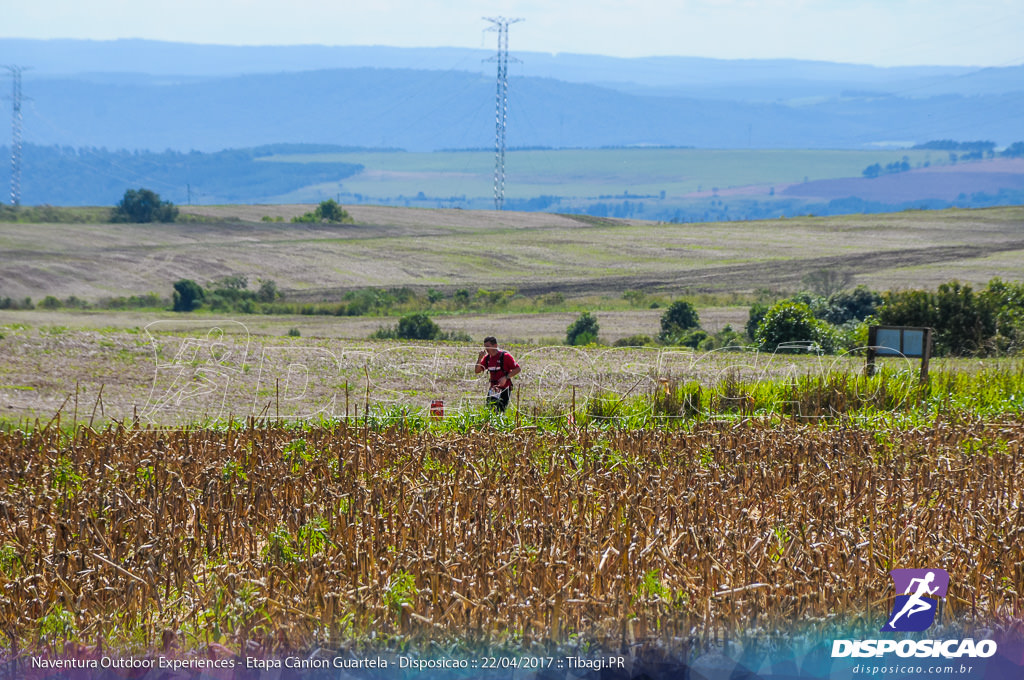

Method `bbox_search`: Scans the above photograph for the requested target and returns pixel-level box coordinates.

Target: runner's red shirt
[479,351,519,387]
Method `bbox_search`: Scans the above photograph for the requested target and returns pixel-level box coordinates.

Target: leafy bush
[755,300,836,353]
[0,205,107,223]
[566,312,600,346]
[256,279,281,303]
[111,188,178,223]
[622,290,647,307]
[823,285,881,325]
[745,303,769,340]
[698,325,747,351]
[99,293,164,309]
[372,313,440,340]
[613,334,654,347]
[292,199,353,224]
[206,275,259,310]
[876,281,996,356]
[788,291,829,318]
[982,278,1024,352]
[371,313,469,342]
[172,279,205,312]
[396,313,441,340]
[659,300,700,343]
[675,328,708,349]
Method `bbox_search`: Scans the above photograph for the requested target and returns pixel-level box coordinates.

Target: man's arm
[498,363,521,387]
[475,350,486,374]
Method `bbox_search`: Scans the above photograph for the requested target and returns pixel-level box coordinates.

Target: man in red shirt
[475,336,521,412]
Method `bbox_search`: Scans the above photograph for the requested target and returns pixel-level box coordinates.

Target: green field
[260,148,943,206]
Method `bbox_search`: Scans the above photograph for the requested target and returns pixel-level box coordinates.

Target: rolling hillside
[1,205,1022,305]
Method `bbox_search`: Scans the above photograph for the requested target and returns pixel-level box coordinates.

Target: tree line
[0,144,362,206]
[558,275,1024,357]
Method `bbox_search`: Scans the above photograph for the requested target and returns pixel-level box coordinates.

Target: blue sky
[3,0,1023,67]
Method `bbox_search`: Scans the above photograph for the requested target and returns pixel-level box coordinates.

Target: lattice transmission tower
[484,16,522,210]
[5,66,26,206]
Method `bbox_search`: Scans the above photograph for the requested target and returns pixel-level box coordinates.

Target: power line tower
[484,16,522,210]
[4,66,27,206]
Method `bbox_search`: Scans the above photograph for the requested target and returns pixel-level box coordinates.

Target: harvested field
[783,159,1024,202]
[1,206,1022,303]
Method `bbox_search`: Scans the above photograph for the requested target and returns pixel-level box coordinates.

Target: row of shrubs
[170,278,522,316]
[8,273,1022,357]
[1,293,166,311]
[0,192,355,226]
[3,281,520,316]
[563,277,1024,357]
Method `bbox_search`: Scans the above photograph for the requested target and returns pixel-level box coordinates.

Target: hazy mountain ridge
[11,66,1024,153]
[5,38,1021,97]
[4,39,1022,154]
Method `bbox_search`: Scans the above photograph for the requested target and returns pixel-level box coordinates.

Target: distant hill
[782,159,1024,203]
[4,39,1022,99]
[7,67,1024,153]
[2,39,1023,153]
[0,144,364,206]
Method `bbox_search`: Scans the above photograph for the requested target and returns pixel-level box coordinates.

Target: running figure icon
[881,568,949,632]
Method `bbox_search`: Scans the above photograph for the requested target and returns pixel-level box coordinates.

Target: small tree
[292,199,352,224]
[172,279,205,312]
[256,278,281,303]
[566,312,599,346]
[112,188,178,223]
[1001,142,1024,158]
[823,285,881,325]
[745,302,770,340]
[316,199,349,222]
[396,313,441,340]
[659,300,700,343]
[755,300,835,353]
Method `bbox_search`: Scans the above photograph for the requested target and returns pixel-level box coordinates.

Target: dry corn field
[1,418,1022,657]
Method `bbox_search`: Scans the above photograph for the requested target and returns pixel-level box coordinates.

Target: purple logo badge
[881,569,949,632]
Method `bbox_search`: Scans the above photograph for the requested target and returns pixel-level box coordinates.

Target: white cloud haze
[2,0,1023,66]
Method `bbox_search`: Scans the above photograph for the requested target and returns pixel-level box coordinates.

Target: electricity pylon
[484,17,522,210]
[4,66,27,206]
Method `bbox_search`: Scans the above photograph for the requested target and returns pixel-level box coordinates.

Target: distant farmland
[256,147,1024,219]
